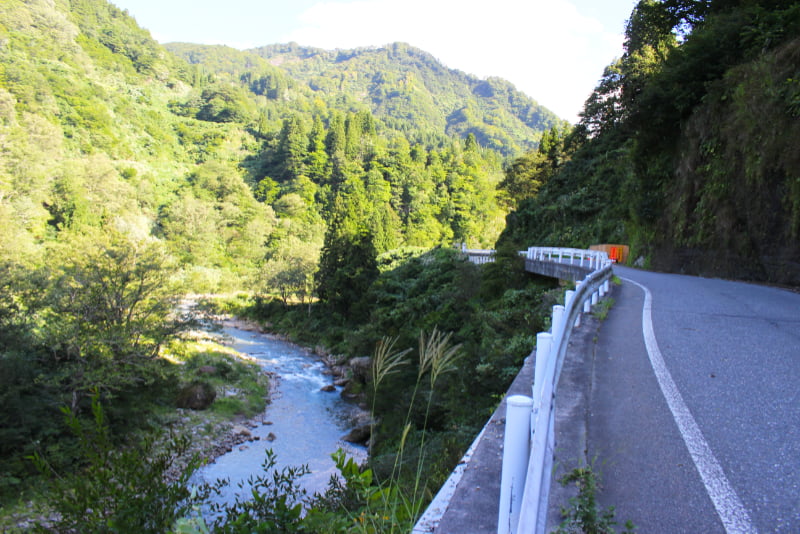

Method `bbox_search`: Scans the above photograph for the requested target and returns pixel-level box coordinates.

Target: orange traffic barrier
[590,244,629,264]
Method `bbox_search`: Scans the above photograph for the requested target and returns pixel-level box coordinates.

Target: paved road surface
[590,266,800,533]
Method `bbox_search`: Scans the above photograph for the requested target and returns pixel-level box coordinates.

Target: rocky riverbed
[166,315,373,481]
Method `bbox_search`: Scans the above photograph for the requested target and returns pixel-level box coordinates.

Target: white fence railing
[522,246,609,271]
[506,249,612,534]
[462,246,496,265]
[422,246,613,534]
[462,245,609,271]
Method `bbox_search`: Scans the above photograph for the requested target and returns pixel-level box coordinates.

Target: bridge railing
[462,247,496,265]
[418,246,613,534]
[462,246,609,271]
[522,246,609,270]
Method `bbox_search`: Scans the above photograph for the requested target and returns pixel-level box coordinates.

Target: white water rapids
[191,322,367,506]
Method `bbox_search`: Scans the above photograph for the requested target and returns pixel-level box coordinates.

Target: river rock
[266,432,277,442]
[340,378,365,401]
[320,384,336,392]
[176,381,216,410]
[342,424,372,445]
[348,356,372,381]
[231,425,252,438]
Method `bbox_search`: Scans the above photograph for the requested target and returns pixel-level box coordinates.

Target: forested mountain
[167,41,563,157]
[498,0,800,285]
[1,0,562,297]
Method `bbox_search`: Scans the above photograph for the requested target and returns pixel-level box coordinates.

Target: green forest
[1,0,798,531]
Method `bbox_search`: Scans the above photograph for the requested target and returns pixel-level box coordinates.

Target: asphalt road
[589,266,800,533]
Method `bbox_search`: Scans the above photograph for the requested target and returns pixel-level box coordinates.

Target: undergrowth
[555,464,635,534]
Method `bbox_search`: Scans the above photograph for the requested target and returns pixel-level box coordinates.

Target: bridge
[413,247,800,534]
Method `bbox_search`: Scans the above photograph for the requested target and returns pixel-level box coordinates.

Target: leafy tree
[39,231,190,412]
[32,393,211,534]
[160,192,224,265]
[499,126,570,209]
[576,61,626,138]
[259,236,319,306]
[196,84,254,123]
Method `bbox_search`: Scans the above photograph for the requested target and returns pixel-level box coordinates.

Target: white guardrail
[420,246,613,534]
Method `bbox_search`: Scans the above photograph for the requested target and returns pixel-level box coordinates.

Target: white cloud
[284,0,624,120]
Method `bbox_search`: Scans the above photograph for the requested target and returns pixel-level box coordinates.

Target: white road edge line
[623,277,757,534]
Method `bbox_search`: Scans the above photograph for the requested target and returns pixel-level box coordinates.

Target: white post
[532,332,552,412]
[551,305,565,341]
[567,289,580,328]
[498,395,534,534]
[591,291,599,306]
[564,289,575,324]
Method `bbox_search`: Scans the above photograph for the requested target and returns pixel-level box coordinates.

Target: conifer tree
[276,115,308,182]
[315,178,378,318]
[305,116,329,184]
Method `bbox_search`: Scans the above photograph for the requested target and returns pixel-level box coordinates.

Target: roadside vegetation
[1,0,797,530]
[555,463,636,534]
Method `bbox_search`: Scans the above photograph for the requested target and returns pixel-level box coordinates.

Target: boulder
[340,379,364,401]
[176,382,216,410]
[342,424,372,445]
[348,356,372,381]
[231,425,252,438]
[320,384,336,392]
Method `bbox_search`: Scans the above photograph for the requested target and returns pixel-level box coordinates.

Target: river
[192,321,367,506]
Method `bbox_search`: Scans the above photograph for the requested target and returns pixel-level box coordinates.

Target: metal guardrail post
[498,395,534,534]
[532,332,552,413]
[551,305,565,340]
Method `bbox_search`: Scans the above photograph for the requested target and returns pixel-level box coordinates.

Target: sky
[110,0,637,121]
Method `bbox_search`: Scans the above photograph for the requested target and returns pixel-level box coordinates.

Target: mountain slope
[168,41,564,156]
[1,0,536,289]
[497,1,800,285]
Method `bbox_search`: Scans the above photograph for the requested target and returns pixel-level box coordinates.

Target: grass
[329,327,463,533]
[555,463,636,534]
[167,328,270,419]
[592,298,615,321]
